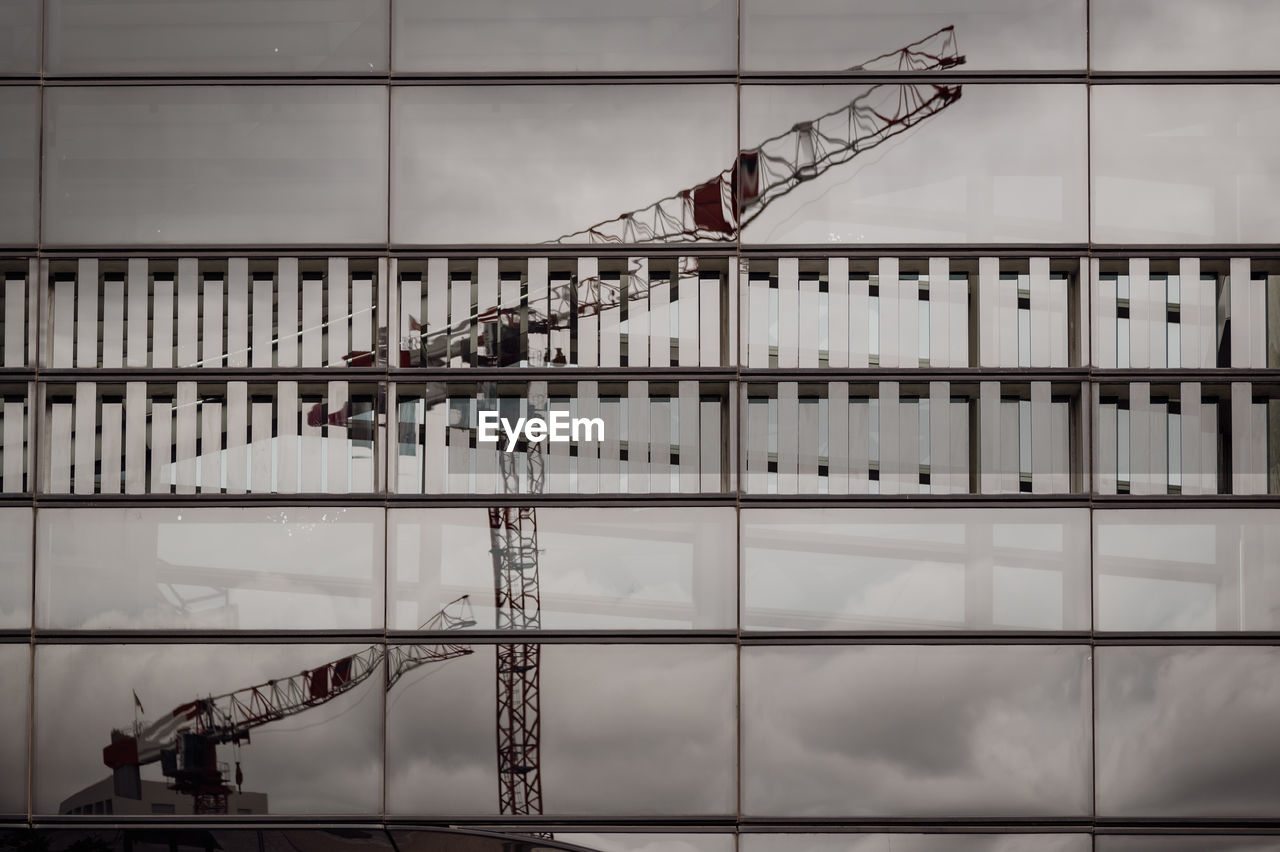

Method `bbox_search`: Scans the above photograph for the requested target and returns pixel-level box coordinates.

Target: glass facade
[3,1,1280,850]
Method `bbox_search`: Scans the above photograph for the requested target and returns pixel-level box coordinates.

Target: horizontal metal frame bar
[21,495,1280,508]
[27,369,1280,383]
[8,71,1280,85]
[15,631,1280,646]
[7,245,1280,258]
[14,817,1280,832]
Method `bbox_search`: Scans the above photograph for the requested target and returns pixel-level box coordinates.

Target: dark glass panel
[46,0,389,74]
[43,86,388,246]
[1097,646,1280,818]
[742,645,1091,816]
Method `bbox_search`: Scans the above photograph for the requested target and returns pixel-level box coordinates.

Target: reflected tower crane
[101,596,475,814]
[96,25,964,824]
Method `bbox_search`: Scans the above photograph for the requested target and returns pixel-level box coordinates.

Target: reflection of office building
[59,779,267,816]
[2,3,1280,852]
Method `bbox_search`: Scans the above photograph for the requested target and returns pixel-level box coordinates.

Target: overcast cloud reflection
[742,508,1089,631]
[1096,646,1280,817]
[1095,838,1280,852]
[390,86,736,245]
[37,507,384,631]
[0,86,39,245]
[1091,0,1280,71]
[1091,85,1280,244]
[741,0,1085,71]
[0,643,29,813]
[0,508,31,628]
[555,835,734,852]
[386,644,735,816]
[739,835,1091,852]
[738,84,1087,244]
[34,643,383,815]
[742,645,1091,817]
[390,508,735,631]
[393,0,736,73]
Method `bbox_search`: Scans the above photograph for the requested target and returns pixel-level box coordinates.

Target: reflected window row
[9,255,1280,370]
[3,642,1280,820]
[3,84,1279,246]
[4,0,1280,75]
[9,379,1280,495]
[4,506,1280,635]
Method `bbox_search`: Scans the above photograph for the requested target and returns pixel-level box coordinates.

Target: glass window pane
[25,830,397,852]
[1092,86,1280,244]
[43,86,389,246]
[1097,839,1280,852]
[0,0,39,74]
[0,507,30,629]
[1092,0,1280,71]
[391,85,736,245]
[742,0,1085,72]
[556,835,735,852]
[0,642,28,814]
[393,0,735,73]
[35,643,383,815]
[37,507,384,631]
[1097,646,1280,817]
[742,645,1092,817]
[741,836,1091,852]
[45,0,388,75]
[386,643,736,816]
[0,86,38,245]
[740,85,1087,244]
[742,508,1090,631]
[0,380,32,494]
[1095,509,1280,632]
[389,507,734,631]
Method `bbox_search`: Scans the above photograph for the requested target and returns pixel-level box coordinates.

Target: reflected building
[2,2,1280,851]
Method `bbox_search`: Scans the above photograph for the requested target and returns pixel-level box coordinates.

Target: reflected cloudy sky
[0,509,31,629]
[393,0,737,73]
[1096,838,1280,852]
[1091,0,1280,71]
[0,86,38,246]
[391,85,736,245]
[740,84,1087,244]
[386,643,735,815]
[34,643,383,815]
[0,642,28,813]
[1091,85,1280,244]
[739,836,1090,852]
[741,0,1085,72]
[555,834,734,852]
[1096,646,1280,817]
[742,645,1091,816]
